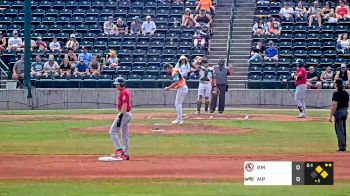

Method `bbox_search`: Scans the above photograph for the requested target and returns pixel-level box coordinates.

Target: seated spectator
[265,17,281,36]
[175,55,191,79]
[295,1,308,22]
[65,34,79,51]
[182,8,194,27]
[334,63,350,89]
[279,3,294,20]
[106,50,119,68]
[74,58,90,76]
[7,30,23,51]
[194,9,213,29]
[78,47,93,65]
[65,48,78,68]
[252,19,265,35]
[320,66,334,89]
[0,31,7,52]
[34,37,47,51]
[130,16,142,35]
[321,1,337,23]
[31,55,44,77]
[196,0,215,15]
[89,56,101,76]
[264,41,279,61]
[59,57,72,78]
[12,55,24,81]
[306,66,322,89]
[336,33,350,54]
[141,16,157,36]
[336,0,350,19]
[49,37,61,52]
[248,40,265,62]
[97,55,106,67]
[308,1,322,27]
[43,55,59,76]
[113,18,128,35]
[193,28,207,49]
[104,16,114,35]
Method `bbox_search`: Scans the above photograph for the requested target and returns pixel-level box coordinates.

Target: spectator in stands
[308,1,322,27]
[104,16,114,35]
[336,33,350,54]
[59,57,72,78]
[74,58,90,76]
[89,56,101,76]
[141,16,157,36]
[0,31,6,52]
[252,19,265,35]
[193,28,207,49]
[12,55,24,81]
[279,2,294,20]
[34,37,47,51]
[295,1,308,22]
[265,17,281,36]
[248,40,265,62]
[182,8,194,27]
[321,1,337,23]
[196,0,215,15]
[106,50,119,68]
[264,41,279,61]
[334,63,350,89]
[130,16,142,35]
[320,66,334,89]
[113,18,128,35]
[31,55,44,77]
[7,30,23,51]
[194,9,213,29]
[49,37,61,52]
[336,0,350,19]
[43,55,59,76]
[78,47,93,65]
[65,48,78,68]
[306,66,322,89]
[175,55,191,79]
[65,34,79,51]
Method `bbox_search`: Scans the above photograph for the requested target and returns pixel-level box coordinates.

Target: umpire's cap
[295,59,304,67]
[113,76,126,86]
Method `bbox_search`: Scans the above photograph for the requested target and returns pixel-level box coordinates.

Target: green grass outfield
[0,109,349,195]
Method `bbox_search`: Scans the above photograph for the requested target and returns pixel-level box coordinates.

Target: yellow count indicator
[321,171,329,179]
[315,165,323,173]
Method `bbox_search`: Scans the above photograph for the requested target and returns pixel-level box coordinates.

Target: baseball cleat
[296,113,307,118]
[110,149,124,157]
[119,154,130,160]
[195,111,200,115]
[178,120,183,125]
[171,119,179,124]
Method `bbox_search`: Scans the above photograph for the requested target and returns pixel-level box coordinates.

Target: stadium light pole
[23,0,32,98]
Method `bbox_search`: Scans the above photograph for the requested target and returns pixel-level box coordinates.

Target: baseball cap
[49,55,54,61]
[185,8,191,12]
[146,15,151,19]
[37,37,42,40]
[70,34,76,38]
[341,63,347,68]
[113,76,126,85]
[133,16,140,20]
[109,50,116,56]
[13,30,18,34]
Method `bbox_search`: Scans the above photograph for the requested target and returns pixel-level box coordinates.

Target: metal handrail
[0,58,10,79]
[225,0,236,68]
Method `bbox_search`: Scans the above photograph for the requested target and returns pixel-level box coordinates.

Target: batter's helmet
[295,59,304,67]
[113,77,126,86]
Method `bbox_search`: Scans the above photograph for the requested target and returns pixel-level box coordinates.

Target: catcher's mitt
[212,87,220,96]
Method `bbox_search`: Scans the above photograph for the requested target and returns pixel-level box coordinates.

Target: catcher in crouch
[195,59,214,114]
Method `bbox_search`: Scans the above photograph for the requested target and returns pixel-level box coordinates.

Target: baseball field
[0,108,349,196]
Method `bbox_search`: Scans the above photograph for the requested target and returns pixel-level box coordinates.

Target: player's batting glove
[117,113,124,127]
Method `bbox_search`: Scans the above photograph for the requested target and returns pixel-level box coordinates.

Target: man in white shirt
[43,55,59,76]
[279,3,294,20]
[7,30,23,51]
[141,16,157,36]
[49,37,61,51]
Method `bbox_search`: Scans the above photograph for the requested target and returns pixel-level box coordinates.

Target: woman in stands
[308,0,322,27]
[321,1,337,23]
[65,48,78,68]
[252,19,265,35]
[175,55,191,79]
[294,1,308,22]
[336,0,350,19]
[65,34,79,51]
[106,50,119,68]
[194,9,213,29]
[182,8,194,27]
[193,28,207,49]
[336,33,350,54]
[89,56,101,76]
[59,57,72,78]
[0,31,6,53]
[265,17,281,36]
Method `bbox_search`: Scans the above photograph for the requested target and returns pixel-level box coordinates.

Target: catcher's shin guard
[197,101,202,112]
[204,98,210,112]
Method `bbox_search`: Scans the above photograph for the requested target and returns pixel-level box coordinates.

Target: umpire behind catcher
[329,79,349,152]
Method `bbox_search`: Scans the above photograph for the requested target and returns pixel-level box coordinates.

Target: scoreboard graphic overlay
[244,161,334,186]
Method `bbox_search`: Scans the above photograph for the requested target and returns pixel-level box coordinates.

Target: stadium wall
[0,89,334,110]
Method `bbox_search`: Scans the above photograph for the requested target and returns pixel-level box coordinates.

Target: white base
[98,156,123,162]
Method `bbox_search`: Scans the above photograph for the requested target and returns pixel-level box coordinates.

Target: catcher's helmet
[113,76,126,86]
[295,59,304,67]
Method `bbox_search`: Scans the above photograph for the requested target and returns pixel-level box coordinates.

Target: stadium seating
[0,0,209,88]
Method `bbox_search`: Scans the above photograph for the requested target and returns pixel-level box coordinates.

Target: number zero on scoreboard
[245,162,254,172]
